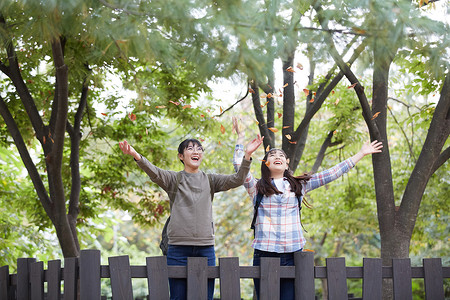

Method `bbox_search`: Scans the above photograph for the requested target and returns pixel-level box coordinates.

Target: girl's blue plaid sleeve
[304,158,355,193]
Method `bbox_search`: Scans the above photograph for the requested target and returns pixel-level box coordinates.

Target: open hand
[119,140,140,160]
[360,140,383,156]
[245,134,264,159]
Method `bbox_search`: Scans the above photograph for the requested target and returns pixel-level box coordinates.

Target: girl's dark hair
[177,139,203,164]
[256,148,312,197]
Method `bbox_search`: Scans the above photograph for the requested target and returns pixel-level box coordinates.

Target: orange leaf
[220,107,223,113]
[261,101,269,108]
[303,89,309,96]
[277,112,282,118]
[332,90,335,95]
[182,105,191,109]
[199,138,205,142]
[265,161,270,167]
[249,88,255,94]
[334,98,340,105]
[283,83,289,88]
[43,136,46,144]
[286,66,294,72]
[309,98,315,103]
[101,113,107,116]
[255,119,259,125]
[285,134,291,140]
[129,113,136,121]
[266,145,270,152]
[303,249,315,252]
[169,100,180,105]
[347,82,358,89]
[283,125,291,129]
[200,114,205,118]
[218,141,222,145]
[288,140,297,144]
[371,112,381,120]
[266,93,272,98]
[155,105,166,109]
[220,124,226,134]
[268,127,278,133]
[296,63,303,70]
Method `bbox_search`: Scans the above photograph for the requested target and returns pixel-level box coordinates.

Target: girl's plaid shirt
[233,144,355,253]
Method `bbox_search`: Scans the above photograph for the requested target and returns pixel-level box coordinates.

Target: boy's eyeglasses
[186,146,203,153]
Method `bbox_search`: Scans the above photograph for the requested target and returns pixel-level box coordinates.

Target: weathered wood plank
[219,257,240,300]
[260,257,280,300]
[80,249,101,300]
[362,258,382,300]
[187,257,208,300]
[326,257,348,300]
[30,261,44,300]
[423,258,444,300]
[47,259,61,300]
[109,255,133,300]
[17,258,36,300]
[0,265,10,300]
[392,258,412,300]
[294,251,314,300]
[146,256,169,300]
[63,257,78,300]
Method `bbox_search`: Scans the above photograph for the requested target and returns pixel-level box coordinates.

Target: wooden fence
[0,249,448,300]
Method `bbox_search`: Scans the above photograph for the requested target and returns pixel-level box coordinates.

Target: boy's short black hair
[177,139,203,164]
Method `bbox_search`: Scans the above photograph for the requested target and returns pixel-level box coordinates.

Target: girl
[232,118,383,300]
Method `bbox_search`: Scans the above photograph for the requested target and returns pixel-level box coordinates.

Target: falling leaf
[347,82,358,89]
[371,112,381,120]
[266,93,272,98]
[218,141,222,145]
[265,161,271,167]
[288,140,297,144]
[260,101,269,108]
[283,83,289,88]
[199,138,205,142]
[333,130,337,135]
[249,88,255,94]
[169,100,180,105]
[220,107,223,113]
[268,127,278,133]
[352,27,367,35]
[220,124,226,134]
[266,145,270,152]
[296,63,303,70]
[303,89,309,96]
[155,105,166,109]
[286,66,294,72]
[332,90,335,95]
[277,112,282,118]
[309,98,315,103]
[255,119,259,125]
[182,105,191,109]
[283,125,291,129]
[101,113,108,116]
[260,159,266,162]
[129,113,136,121]
[200,114,205,118]
[260,94,267,98]
[43,136,46,144]
[303,249,315,252]
[285,134,291,140]
[334,98,340,105]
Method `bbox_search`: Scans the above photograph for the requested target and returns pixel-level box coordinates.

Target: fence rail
[1,249,448,300]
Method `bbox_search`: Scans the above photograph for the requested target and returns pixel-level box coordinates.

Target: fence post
[0,265,10,300]
[17,257,36,300]
[392,258,412,300]
[109,255,133,300]
[47,259,62,300]
[362,258,382,300]
[187,257,208,300]
[63,257,78,300]
[30,261,44,300]
[146,256,169,300]
[326,257,348,300]
[294,251,314,300]
[80,249,101,300]
[423,258,444,300]
[260,257,280,300]
[219,257,241,300]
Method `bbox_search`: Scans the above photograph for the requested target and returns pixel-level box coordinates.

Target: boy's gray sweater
[136,156,251,246]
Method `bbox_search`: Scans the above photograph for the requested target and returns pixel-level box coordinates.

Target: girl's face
[266,149,289,176]
[178,142,204,173]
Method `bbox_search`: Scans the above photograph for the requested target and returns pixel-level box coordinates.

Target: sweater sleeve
[210,156,252,193]
[135,156,177,193]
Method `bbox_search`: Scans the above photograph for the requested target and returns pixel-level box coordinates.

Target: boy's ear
[178,153,184,162]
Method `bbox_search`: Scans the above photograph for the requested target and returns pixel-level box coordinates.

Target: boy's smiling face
[178,142,204,173]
